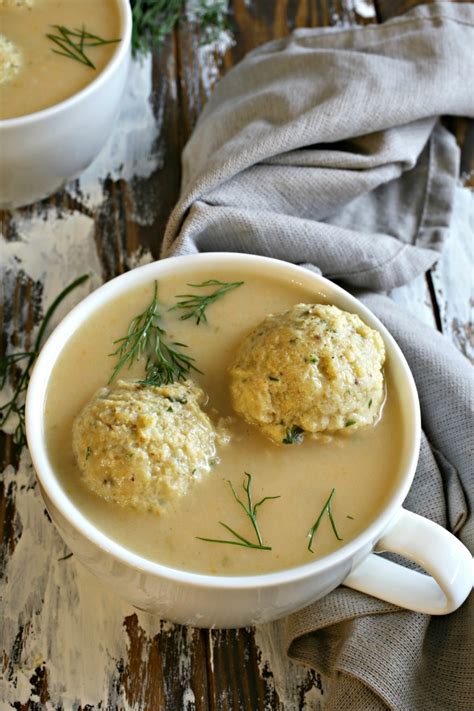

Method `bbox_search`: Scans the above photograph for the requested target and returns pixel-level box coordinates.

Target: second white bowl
[0,0,132,209]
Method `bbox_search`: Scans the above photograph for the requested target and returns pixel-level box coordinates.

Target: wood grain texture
[1,1,471,708]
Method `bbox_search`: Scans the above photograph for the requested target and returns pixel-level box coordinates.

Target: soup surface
[0,0,121,119]
[45,267,404,576]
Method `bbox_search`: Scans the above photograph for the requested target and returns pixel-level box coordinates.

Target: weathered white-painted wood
[254,621,326,709]
[430,185,474,363]
[388,274,437,331]
[1,453,130,708]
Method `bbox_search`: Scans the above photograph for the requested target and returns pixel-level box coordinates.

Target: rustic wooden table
[1,1,472,708]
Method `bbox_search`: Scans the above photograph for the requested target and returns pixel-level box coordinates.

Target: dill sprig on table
[131,0,183,56]
[171,279,244,325]
[307,488,343,553]
[108,281,201,386]
[197,472,280,550]
[0,275,89,452]
[46,25,121,69]
[131,0,229,56]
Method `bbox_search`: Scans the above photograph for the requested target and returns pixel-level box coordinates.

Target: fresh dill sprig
[171,279,244,325]
[192,0,229,44]
[131,0,183,56]
[131,0,230,57]
[46,25,121,69]
[196,472,280,550]
[108,281,201,386]
[140,336,201,386]
[307,488,343,553]
[0,275,89,452]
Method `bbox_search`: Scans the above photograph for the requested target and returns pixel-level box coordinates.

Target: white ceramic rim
[0,0,132,128]
[26,253,421,591]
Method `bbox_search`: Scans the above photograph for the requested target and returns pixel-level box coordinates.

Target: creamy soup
[0,0,121,120]
[45,268,404,576]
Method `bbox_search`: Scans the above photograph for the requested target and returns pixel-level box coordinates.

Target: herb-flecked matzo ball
[72,380,219,513]
[229,304,386,444]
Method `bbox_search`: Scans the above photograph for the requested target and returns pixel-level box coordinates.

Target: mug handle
[343,508,473,614]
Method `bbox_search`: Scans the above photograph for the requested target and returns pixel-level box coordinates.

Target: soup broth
[45,268,404,576]
[0,0,121,120]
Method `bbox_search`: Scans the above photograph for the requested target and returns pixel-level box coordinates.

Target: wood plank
[254,621,325,709]
[430,185,474,363]
[388,274,438,331]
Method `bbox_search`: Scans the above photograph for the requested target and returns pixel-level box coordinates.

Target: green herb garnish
[282,425,305,445]
[0,275,89,452]
[171,279,244,325]
[164,394,187,404]
[345,419,356,427]
[131,0,229,57]
[196,472,280,550]
[108,281,201,386]
[46,25,121,69]
[131,0,182,56]
[307,488,343,553]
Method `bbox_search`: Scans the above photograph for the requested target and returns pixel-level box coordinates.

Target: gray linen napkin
[162,4,474,709]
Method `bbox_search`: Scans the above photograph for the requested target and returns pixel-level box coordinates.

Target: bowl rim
[25,253,421,591]
[0,0,132,128]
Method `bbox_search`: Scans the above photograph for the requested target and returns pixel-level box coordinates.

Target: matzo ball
[229,304,386,444]
[72,380,219,513]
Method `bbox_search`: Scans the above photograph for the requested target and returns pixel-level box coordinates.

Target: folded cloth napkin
[162,3,474,709]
